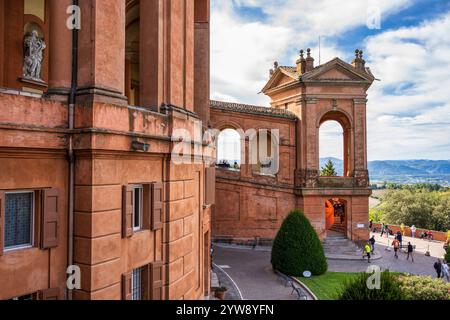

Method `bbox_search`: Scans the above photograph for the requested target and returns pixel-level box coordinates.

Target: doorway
[325,198,347,238]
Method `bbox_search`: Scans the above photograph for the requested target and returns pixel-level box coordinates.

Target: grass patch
[297,272,359,300]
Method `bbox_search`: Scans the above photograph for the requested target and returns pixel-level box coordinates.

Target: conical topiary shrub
[271,209,327,276]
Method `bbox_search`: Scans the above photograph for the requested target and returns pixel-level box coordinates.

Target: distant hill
[319,158,450,186]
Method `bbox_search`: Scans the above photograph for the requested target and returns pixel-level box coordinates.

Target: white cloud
[211,1,292,106]
[211,0,414,107]
[211,0,450,160]
[366,13,450,160]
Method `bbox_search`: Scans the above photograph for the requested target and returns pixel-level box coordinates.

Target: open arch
[325,198,347,238]
[216,128,242,170]
[319,111,352,177]
[251,130,279,176]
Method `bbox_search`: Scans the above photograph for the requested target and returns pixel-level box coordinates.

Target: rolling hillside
[319,158,450,186]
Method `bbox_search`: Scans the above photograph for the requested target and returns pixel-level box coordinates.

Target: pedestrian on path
[364,242,371,263]
[369,236,376,254]
[406,242,414,263]
[392,238,400,259]
[442,261,450,282]
[396,231,403,247]
[411,225,416,238]
[434,259,443,279]
[380,223,386,237]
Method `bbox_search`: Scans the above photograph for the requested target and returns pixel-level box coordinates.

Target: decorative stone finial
[300,49,304,59]
[274,61,279,69]
[353,49,365,70]
[305,48,314,72]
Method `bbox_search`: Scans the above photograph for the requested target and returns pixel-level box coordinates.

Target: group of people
[390,233,415,262]
[419,230,434,240]
[216,160,240,170]
[433,259,450,282]
[363,233,415,263]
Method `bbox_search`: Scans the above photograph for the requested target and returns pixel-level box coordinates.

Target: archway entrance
[325,198,347,238]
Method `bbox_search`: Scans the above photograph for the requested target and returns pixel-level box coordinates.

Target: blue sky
[211,0,450,161]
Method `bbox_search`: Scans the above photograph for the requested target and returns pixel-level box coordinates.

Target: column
[47,0,73,99]
[194,0,210,124]
[77,0,126,104]
[139,0,164,109]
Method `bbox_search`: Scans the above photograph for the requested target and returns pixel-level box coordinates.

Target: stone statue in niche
[23,30,46,82]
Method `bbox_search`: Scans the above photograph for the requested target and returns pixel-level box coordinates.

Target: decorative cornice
[210,100,298,120]
[354,98,368,105]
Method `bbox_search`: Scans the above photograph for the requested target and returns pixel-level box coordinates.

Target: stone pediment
[301,58,375,83]
[261,67,298,93]
[262,58,374,94]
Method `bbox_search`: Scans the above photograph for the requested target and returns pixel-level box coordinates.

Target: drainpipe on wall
[67,0,79,301]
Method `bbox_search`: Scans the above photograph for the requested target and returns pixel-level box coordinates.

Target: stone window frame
[131,185,144,232]
[131,266,144,301]
[4,190,36,252]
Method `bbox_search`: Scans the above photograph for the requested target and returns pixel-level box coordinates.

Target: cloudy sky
[211,0,450,161]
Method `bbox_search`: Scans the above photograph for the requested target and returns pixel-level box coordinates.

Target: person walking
[396,231,403,247]
[369,236,376,254]
[406,242,414,263]
[442,261,450,282]
[410,225,416,238]
[434,259,443,279]
[392,238,400,259]
[364,242,372,263]
[380,223,385,237]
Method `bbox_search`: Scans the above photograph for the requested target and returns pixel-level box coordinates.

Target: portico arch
[318,110,353,177]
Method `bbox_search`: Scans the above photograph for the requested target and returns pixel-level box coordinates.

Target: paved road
[212,245,299,300]
[212,235,448,300]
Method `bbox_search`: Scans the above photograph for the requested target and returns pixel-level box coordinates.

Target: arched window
[216,129,241,171]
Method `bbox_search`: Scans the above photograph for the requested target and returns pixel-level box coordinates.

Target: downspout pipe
[67,0,79,300]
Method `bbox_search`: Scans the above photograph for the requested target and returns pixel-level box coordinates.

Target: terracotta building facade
[211,49,375,243]
[0,0,213,301]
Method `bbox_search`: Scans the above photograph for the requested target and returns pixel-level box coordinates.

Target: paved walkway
[212,245,300,300]
[329,233,447,278]
[212,234,448,300]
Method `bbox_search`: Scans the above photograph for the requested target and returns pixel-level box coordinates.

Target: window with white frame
[133,185,143,231]
[4,191,34,251]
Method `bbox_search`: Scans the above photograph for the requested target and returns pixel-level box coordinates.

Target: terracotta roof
[210,100,297,120]
[279,66,298,78]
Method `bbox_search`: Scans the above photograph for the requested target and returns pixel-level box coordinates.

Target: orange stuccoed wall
[211,54,375,243]
[0,0,212,301]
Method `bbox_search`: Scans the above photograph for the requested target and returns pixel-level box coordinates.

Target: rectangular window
[131,267,143,301]
[133,186,143,231]
[4,192,34,251]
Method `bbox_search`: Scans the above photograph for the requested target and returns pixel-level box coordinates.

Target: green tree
[320,160,338,177]
[271,210,327,276]
[378,189,450,231]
